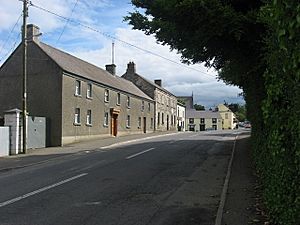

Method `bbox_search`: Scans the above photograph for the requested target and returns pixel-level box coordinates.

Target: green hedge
[252,1,300,224]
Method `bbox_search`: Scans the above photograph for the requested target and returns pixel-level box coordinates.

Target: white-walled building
[177,102,186,131]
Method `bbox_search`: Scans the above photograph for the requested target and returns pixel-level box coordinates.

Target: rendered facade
[217,104,238,129]
[186,110,222,131]
[0,24,155,146]
[122,62,177,132]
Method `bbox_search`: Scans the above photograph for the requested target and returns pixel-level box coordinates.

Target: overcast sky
[0,0,244,108]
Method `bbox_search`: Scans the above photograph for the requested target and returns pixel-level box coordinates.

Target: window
[74,108,80,124]
[75,80,81,96]
[126,115,131,128]
[104,112,109,126]
[157,112,160,125]
[150,118,153,129]
[148,102,151,112]
[189,118,194,124]
[162,113,164,124]
[87,83,92,98]
[117,93,121,105]
[200,118,205,124]
[225,113,228,119]
[86,110,92,125]
[212,118,217,124]
[127,96,130,108]
[138,117,141,128]
[141,101,145,111]
[104,89,109,102]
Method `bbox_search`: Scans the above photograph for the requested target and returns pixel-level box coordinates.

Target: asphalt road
[0,130,238,225]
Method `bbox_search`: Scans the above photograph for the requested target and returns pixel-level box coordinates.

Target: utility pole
[22,0,28,154]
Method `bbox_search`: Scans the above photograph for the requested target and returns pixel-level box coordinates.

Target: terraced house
[122,62,177,132]
[0,24,155,146]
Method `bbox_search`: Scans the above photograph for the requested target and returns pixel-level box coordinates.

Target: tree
[193,104,205,111]
[125,1,300,224]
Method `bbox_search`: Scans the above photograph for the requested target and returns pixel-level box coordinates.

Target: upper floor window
[157,112,160,125]
[189,118,194,124]
[141,101,145,111]
[200,118,205,124]
[75,80,81,96]
[86,110,92,125]
[117,93,121,105]
[87,83,92,98]
[74,108,80,124]
[148,102,151,112]
[104,89,109,102]
[212,118,217,124]
[127,96,131,108]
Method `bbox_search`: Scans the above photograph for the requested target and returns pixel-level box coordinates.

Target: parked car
[244,121,251,128]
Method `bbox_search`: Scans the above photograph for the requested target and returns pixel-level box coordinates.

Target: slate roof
[186,110,222,119]
[123,72,175,97]
[36,42,153,101]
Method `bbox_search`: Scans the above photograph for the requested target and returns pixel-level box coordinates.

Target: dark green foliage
[193,104,205,111]
[126,1,300,224]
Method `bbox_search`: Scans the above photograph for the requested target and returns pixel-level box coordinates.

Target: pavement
[0,129,267,225]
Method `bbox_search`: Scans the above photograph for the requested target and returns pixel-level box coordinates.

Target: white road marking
[126,148,155,159]
[0,173,88,208]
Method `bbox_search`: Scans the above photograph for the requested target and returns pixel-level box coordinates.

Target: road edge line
[214,133,239,225]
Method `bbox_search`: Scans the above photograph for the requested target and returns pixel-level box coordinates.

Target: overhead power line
[56,0,80,44]
[29,2,215,78]
[0,14,22,60]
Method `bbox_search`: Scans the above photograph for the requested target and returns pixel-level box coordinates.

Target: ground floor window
[74,108,80,124]
[126,115,131,128]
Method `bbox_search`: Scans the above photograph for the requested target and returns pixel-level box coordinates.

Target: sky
[0,0,244,108]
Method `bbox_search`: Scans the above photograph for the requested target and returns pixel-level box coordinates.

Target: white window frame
[75,80,81,96]
[127,96,130,108]
[141,101,144,111]
[86,110,92,125]
[104,112,109,126]
[74,108,81,125]
[104,89,109,102]
[87,83,92,98]
[138,117,141,128]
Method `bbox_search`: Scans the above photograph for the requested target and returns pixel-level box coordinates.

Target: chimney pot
[127,61,136,74]
[105,64,116,75]
[26,24,41,42]
[154,79,162,87]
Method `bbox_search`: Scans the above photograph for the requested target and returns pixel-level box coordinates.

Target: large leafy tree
[125,0,267,131]
[125,1,300,224]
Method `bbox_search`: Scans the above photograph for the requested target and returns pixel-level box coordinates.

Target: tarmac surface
[0,129,267,225]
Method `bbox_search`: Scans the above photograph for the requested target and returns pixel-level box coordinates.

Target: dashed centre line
[126,148,155,159]
[0,173,88,208]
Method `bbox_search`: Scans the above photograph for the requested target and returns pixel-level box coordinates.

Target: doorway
[110,108,120,137]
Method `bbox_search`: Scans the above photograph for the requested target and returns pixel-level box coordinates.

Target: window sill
[86,96,93,100]
[73,122,81,126]
[86,123,92,127]
[116,103,120,106]
[126,126,131,129]
[74,94,82,97]
[104,100,109,103]
[103,124,108,128]
[127,106,131,109]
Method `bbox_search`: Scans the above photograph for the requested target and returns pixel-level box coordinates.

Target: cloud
[0,0,244,108]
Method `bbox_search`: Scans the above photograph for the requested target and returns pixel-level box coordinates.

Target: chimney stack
[126,61,136,74]
[105,64,116,75]
[154,79,162,87]
[26,24,41,42]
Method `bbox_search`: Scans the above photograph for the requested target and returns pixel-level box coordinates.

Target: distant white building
[177,102,186,131]
[186,110,222,131]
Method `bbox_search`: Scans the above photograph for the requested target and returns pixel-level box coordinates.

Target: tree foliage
[193,103,205,111]
[126,1,300,224]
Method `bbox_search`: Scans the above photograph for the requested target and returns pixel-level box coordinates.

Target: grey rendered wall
[61,74,155,144]
[0,127,9,156]
[0,41,63,146]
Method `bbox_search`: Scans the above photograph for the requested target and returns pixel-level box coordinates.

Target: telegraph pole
[22,0,28,154]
